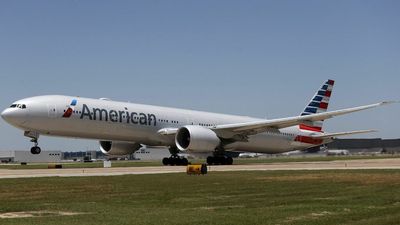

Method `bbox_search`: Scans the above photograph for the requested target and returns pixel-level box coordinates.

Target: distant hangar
[327,138,400,153]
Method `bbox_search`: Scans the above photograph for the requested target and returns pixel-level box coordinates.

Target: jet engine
[99,141,141,155]
[175,125,220,152]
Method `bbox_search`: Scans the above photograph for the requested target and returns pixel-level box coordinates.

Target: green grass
[0,154,399,170]
[1,170,400,225]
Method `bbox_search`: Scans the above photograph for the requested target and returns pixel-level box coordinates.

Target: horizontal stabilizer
[310,130,377,139]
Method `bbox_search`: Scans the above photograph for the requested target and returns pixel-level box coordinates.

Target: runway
[0,158,400,179]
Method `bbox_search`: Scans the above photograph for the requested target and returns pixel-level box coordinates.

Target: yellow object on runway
[186,164,207,175]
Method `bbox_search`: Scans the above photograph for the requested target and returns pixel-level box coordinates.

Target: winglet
[380,100,398,105]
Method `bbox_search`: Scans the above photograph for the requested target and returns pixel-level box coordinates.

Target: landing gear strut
[25,131,41,154]
[206,156,233,165]
[162,146,189,166]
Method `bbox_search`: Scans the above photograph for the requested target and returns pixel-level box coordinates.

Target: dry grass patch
[0,210,86,219]
[283,211,334,224]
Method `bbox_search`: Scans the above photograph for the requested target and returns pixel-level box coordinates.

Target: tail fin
[299,79,335,132]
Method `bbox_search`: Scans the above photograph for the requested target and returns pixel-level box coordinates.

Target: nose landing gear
[30,138,41,154]
[25,131,41,155]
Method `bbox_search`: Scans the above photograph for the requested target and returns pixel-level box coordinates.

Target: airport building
[0,150,62,163]
[63,150,106,161]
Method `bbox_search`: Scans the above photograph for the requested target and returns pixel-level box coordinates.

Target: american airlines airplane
[1,80,393,165]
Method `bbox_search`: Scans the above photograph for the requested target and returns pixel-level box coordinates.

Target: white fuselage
[2,95,326,154]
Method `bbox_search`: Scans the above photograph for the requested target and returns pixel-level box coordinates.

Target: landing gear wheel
[207,156,214,165]
[170,157,178,166]
[162,157,170,165]
[30,146,41,154]
[181,158,189,166]
[226,157,233,165]
[29,135,41,154]
[220,156,227,165]
[207,156,233,165]
[162,156,189,166]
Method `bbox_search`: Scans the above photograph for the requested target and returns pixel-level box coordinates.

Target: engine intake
[99,141,141,155]
[175,125,220,152]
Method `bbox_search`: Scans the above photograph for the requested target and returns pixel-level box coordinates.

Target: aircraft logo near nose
[62,99,77,118]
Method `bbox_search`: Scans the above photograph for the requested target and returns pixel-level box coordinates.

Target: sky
[0,0,399,151]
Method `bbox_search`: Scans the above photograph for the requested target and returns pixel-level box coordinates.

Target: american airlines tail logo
[62,99,77,118]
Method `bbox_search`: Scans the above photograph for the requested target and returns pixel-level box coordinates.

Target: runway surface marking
[0,158,399,179]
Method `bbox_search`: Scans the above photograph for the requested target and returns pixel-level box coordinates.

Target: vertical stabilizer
[299,79,335,132]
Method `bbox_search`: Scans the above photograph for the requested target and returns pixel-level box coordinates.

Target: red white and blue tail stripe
[299,79,335,132]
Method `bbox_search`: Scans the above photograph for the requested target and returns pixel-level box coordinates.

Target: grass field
[0,154,399,170]
[1,170,400,225]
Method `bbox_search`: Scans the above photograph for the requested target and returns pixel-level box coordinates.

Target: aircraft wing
[212,101,393,138]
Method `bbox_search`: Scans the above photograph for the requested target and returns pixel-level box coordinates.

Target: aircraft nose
[1,108,26,126]
[1,108,10,120]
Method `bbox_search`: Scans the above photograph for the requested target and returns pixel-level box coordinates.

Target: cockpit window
[10,104,26,109]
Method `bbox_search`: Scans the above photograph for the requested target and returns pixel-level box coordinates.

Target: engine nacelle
[175,125,220,153]
[99,141,141,155]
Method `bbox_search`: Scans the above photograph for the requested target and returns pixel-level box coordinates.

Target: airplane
[1,79,394,165]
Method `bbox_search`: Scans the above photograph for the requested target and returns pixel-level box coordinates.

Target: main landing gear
[162,146,189,166]
[206,156,233,165]
[162,156,189,166]
[25,131,41,154]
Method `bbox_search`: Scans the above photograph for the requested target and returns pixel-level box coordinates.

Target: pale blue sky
[0,0,399,151]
